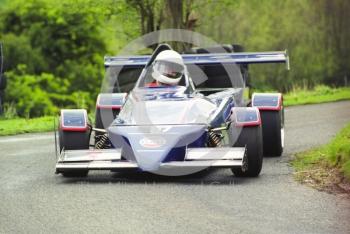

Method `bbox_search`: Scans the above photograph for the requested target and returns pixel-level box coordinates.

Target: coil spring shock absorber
[95,134,111,149]
[208,131,222,147]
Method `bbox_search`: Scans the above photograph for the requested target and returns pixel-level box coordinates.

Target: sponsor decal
[139,136,166,148]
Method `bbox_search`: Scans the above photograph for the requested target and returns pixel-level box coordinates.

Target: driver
[148,50,185,87]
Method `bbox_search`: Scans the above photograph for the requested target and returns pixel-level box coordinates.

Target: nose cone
[128,134,178,171]
[108,125,206,171]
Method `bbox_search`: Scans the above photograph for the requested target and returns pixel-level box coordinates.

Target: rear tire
[94,108,120,136]
[229,125,263,177]
[260,110,284,157]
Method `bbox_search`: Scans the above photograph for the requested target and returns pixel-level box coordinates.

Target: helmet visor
[153,60,184,79]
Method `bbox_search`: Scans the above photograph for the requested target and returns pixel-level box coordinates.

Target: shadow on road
[56,168,258,186]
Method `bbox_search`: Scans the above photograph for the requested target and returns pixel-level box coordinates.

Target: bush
[5,70,58,117]
[4,64,98,117]
[0,0,108,94]
[1,33,48,74]
[0,0,113,117]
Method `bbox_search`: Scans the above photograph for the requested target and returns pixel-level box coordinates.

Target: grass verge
[0,116,55,136]
[284,85,350,106]
[291,123,350,195]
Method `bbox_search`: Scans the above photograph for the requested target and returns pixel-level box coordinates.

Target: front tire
[260,109,284,157]
[58,128,91,152]
[58,130,90,177]
[229,125,263,177]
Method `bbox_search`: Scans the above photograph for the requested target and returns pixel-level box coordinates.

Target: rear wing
[104,51,290,70]
[104,50,289,93]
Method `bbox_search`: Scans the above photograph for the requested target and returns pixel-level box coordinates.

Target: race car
[55,43,289,177]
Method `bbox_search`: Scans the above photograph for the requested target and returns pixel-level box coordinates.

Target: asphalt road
[1,101,350,234]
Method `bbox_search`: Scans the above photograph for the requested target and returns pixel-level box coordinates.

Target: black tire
[95,108,103,130]
[95,108,120,139]
[95,108,120,130]
[58,117,91,152]
[260,109,284,157]
[229,125,263,177]
[59,129,90,152]
[58,124,90,177]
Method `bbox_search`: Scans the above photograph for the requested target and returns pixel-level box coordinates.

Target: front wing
[55,147,247,173]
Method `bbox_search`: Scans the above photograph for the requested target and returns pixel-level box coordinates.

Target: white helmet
[152,50,185,86]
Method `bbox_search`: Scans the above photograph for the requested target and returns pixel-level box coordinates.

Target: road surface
[1,101,350,234]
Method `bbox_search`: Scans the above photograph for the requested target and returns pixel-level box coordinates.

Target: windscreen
[118,97,217,125]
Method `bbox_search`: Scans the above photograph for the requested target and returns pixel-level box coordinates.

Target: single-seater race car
[55,44,289,177]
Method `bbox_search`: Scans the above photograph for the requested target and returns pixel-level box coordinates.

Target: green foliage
[4,65,95,117]
[0,0,108,92]
[0,0,349,118]
[2,102,17,119]
[1,33,48,73]
[6,69,61,117]
[0,0,138,117]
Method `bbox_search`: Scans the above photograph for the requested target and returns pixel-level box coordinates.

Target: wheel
[58,119,91,152]
[58,115,90,177]
[229,125,263,177]
[95,108,120,131]
[62,170,88,177]
[58,125,90,177]
[59,129,90,152]
[95,108,104,137]
[260,109,284,157]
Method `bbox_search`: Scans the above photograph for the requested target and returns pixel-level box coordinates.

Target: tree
[125,0,198,51]
[126,0,164,35]
[314,0,350,85]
